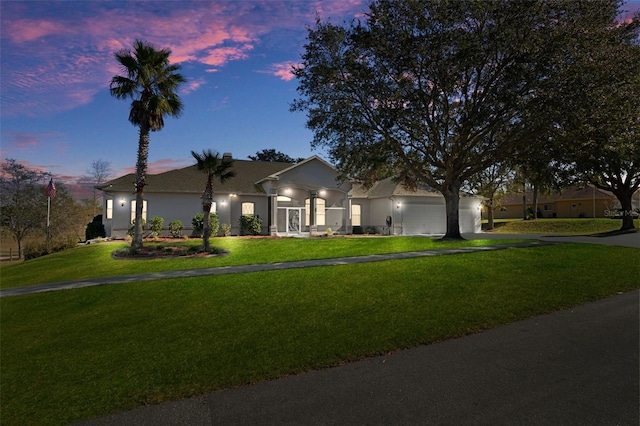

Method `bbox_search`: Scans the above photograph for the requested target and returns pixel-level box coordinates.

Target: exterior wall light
[120,198,125,207]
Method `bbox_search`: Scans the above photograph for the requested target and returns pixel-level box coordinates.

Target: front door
[287,208,302,234]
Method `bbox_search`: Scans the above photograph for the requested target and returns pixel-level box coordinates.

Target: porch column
[309,190,317,233]
[344,192,351,234]
[270,190,278,236]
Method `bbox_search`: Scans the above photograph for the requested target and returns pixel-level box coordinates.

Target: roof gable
[98,159,292,195]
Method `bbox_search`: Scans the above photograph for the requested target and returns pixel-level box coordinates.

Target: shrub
[220,223,231,237]
[168,220,184,238]
[24,238,77,260]
[127,218,146,237]
[85,215,106,240]
[149,216,164,238]
[364,226,378,234]
[192,213,220,237]
[240,215,262,235]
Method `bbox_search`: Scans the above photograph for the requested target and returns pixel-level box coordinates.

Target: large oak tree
[292,0,621,239]
[554,6,640,230]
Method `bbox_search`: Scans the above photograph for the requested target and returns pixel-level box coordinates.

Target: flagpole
[47,194,51,243]
[46,178,55,243]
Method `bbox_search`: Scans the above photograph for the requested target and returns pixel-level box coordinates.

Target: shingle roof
[352,177,443,199]
[97,159,292,195]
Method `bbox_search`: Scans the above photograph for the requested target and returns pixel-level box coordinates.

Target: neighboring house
[97,155,482,238]
[493,184,639,219]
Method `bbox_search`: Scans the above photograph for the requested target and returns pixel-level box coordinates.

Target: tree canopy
[554,7,640,229]
[248,149,304,163]
[292,0,626,238]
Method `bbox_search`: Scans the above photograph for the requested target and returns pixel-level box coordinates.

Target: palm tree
[191,150,235,252]
[110,40,186,249]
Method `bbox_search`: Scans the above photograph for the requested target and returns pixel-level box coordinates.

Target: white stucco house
[97,155,482,238]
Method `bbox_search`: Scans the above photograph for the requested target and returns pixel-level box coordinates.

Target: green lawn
[0,236,529,289]
[1,239,638,425]
[485,217,640,234]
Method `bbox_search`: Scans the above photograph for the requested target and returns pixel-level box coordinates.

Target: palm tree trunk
[133,125,150,249]
[202,178,214,253]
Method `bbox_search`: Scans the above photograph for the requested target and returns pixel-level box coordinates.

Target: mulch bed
[112,241,229,259]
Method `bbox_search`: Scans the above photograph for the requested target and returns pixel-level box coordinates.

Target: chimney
[223,152,232,160]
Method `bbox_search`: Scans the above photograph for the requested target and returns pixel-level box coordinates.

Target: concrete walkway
[2,232,637,299]
[0,240,554,298]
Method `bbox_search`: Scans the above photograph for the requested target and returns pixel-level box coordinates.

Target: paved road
[76,290,639,426]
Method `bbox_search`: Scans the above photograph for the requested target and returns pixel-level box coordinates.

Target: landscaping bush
[220,223,231,237]
[364,226,378,234]
[85,215,106,240]
[168,220,184,238]
[240,215,262,235]
[23,237,77,260]
[149,216,164,238]
[192,213,220,237]
[127,218,146,237]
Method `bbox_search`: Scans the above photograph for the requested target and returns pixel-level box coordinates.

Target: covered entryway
[277,207,306,235]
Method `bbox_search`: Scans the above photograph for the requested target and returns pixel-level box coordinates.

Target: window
[241,202,254,215]
[106,199,113,219]
[209,202,217,214]
[351,204,361,226]
[305,198,326,226]
[543,204,553,211]
[131,200,148,222]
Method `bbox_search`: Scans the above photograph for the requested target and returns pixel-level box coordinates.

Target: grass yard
[485,217,640,234]
[1,240,638,425]
[0,236,529,289]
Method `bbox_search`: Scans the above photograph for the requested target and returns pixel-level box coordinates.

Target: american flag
[45,178,56,199]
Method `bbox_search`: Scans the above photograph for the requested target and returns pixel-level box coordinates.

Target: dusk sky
[1,0,638,198]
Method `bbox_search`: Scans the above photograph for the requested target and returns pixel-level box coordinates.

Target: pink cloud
[117,158,191,176]
[4,131,64,151]
[181,78,206,95]
[0,1,369,116]
[260,62,299,81]
[3,19,74,43]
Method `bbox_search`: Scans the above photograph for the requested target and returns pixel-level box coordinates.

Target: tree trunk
[442,181,463,240]
[617,193,637,231]
[132,126,150,249]
[522,182,527,220]
[201,178,214,253]
[532,184,539,220]
[487,198,495,230]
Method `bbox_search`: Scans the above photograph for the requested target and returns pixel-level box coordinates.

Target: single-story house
[492,184,640,219]
[97,155,482,238]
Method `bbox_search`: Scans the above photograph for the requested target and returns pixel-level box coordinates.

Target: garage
[400,203,446,235]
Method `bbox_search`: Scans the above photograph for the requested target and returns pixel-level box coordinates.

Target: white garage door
[401,204,446,235]
[459,209,477,233]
